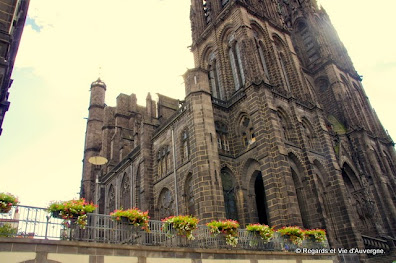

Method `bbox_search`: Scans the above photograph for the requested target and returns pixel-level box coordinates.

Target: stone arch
[220,167,239,220]
[341,162,378,233]
[200,43,216,69]
[272,33,287,48]
[180,127,190,162]
[121,173,131,209]
[135,162,141,208]
[184,172,195,216]
[250,20,268,38]
[236,112,256,147]
[108,184,116,214]
[219,23,236,44]
[288,152,309,228]
[341,162,361,190]
[312,159,329,188]
[312,160,334,231]
[250,23,271,82]
[158,187,175,220]
[276,107,294,142]
[243,158,270,225]
[301,117,317,150]
[315,77,330,93]
[215,121,230,152]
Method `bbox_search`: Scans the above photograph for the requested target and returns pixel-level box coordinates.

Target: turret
[81,78,106,202]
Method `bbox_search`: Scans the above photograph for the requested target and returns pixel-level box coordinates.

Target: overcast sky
[0,0,395,208]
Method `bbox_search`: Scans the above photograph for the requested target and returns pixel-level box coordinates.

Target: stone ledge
[0,238,337,263]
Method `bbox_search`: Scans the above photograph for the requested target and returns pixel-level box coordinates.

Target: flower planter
[0,193,18,213]
[51,211,61,218]
[0,206,11,213]
[161,215,199,241]
[120,216,129,224]
[110,208,150,232]
[206,219,240,247]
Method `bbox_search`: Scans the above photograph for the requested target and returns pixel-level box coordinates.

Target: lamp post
[88,156,108,211]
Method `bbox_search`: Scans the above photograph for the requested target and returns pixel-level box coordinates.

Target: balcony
[0,205,330,251]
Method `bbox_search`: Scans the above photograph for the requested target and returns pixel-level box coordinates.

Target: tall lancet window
[228,35,245,91]
[274,36,292,91]
[121,173,131,209]
[279,53,291,91]
[253,30,270,81]
[108,185,115,213]
[208,52,223,99]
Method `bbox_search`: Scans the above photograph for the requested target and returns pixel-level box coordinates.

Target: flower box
[110,208,150,232]
[47,198,97,229]
[206,219,240,247]
[246,223,274,247]
[276,226,304,250]
[0,192,19,213]
[161,215,199,240]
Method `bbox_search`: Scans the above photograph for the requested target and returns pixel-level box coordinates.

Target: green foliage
[276,226,304,245]
[47,198,97,229]
[207,219,239,247]
[0,192,19,212]
[304,229,327,243]
[246,223,274,241]
[110,208,150,232]
[0,224,17,237]
[162,215,199,240]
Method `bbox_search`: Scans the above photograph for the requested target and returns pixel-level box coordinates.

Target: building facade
[81,0,396,252]
[0,0,29,135]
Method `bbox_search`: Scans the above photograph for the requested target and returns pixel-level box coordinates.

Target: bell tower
[187,0,396,253]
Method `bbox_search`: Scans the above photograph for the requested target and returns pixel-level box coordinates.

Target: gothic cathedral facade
[81,0,396,250]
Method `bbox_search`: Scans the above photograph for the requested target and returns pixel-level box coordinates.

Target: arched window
[185,173,195,216]
[208,52,224,99]
[315,78,329,93]
[136,164,141,208]
[181,129,190,162]
[274,36,291,91]
[215,121,230,152]
[108,184,115,213]
[228,36,245,91]
[277,110,292,142]
[159,188,174,219]
[157,146,170,177]
[279,53,291,91]
[301,118,316,149]
[239,115,256,147]
[253,30,270,81]
[254,171,269,225]
[290,167,309,228]
[221,169,238,220]
[121,174,131,209]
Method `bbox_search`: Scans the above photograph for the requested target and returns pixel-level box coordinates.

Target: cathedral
[81,0,396,252]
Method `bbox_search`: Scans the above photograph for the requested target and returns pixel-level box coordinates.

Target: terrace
[0,205,330,250]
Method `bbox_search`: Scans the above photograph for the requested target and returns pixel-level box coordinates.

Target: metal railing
[1,208,330,251]
[0,205,65,239]
[67,213,330,251]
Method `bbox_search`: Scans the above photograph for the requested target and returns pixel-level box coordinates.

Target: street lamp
[88,156,108,211]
